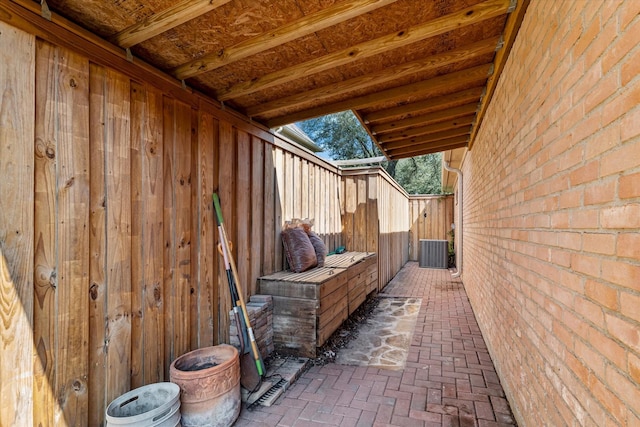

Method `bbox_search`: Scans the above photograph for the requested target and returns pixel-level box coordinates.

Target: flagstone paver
[234,262,516,426]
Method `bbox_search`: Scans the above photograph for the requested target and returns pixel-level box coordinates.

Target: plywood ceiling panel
[38,0,530,158]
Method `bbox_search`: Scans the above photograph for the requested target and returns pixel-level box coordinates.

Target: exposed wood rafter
[173,0,399,80]
[371,102,479,135]
[386,136,469,158]
[218,0,512,101]
[384,124,471,148]
[378,116,475,144]
[362,86,484,124]
[380,125,473,148]
[383,127,472,150]
[248,36,499,119]
[111,0,232,48]
[15,0,529,162]
[267,64,491,128]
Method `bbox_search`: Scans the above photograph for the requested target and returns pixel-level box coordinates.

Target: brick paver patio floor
[234,262,516,426]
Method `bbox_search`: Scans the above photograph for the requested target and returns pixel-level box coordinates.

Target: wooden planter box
[325,253,378,315]
[258,252,377,358]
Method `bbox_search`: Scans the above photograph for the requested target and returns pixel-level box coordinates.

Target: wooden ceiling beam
[385,135,469,157]
[371,103,478,135]
[380,126,472,149]
[111,0,232,48]
[267,63,490,128]
[173,0,399,80]
[377,115,475,143]
[363,86,483,124]
[388,141,469,159]
[217,0,511,100]
[247,36,499,118]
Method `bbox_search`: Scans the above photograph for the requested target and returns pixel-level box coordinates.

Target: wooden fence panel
[52,45,91,424]
[251,137,265,294]
[217,121,235,343]
[341,168,414,290]
[262,145,276,276]
[0,22,35,427]
[131,82,165,386]
[162,97,192,376]
[104,68,132,406]
[33,39,57,427]
[88,62,108,427]
[1,20,355,426]
[236,130,252,298]
[191,108,216,349]
[273,148,284,271]
[408,196,454,260]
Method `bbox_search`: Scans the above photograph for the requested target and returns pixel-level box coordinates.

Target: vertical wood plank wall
[408,195,455,260]
[0,22,453,425]
[0,21,36,427]
[0,26,343,425]
[341,168,410,291]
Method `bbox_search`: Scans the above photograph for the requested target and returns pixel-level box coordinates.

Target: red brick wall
[463,1,640,425]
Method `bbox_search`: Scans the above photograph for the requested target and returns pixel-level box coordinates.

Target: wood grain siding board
[33,40,58,427]
[189,109,199,352]
[301,160,309,220]
[175,101,192,358]
[355,176,367,251]
[131,82,165,385]
[217,120,234,342]
[88,63,108,427]
[284,152,294,224]
[0,21,35,427]
[131,82,145,389]
[51,44,91,425]
[367,174,379,254]
[162,97,176,376]
[308,164,316,232]
[104,68,133,406]
[273,148,284,271]
[236,130,251,299]
[262,145,276,276]
[162,97,193,367]
[193,109,216,348]
[251,136,265,295]
[293,155,302,219]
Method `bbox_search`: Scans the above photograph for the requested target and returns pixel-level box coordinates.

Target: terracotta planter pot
[170,344,240,427]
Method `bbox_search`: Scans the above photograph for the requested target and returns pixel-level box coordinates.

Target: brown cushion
[306,231,327,267]
[281,227,318,273]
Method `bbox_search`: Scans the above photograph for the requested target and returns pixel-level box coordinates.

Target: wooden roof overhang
[7,0,529,159]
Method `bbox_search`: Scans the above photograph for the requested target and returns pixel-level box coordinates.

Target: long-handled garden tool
[213,193,265,390]
[217,236,256,389]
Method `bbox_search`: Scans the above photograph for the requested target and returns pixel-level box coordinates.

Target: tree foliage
[297,111,442,195]
[393,153,442,194]
[297,111,381,159]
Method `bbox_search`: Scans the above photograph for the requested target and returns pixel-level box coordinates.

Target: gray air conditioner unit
[418,239,448,269]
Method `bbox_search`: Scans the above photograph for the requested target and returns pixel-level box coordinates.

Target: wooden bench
[258,252,378,358]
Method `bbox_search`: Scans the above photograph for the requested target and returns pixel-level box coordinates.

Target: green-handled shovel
[213,193,265,390]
